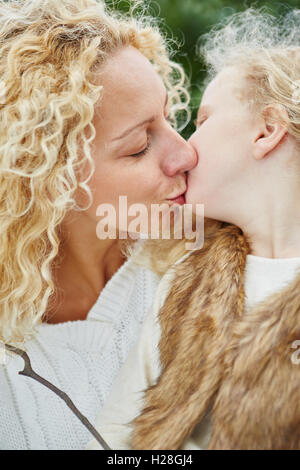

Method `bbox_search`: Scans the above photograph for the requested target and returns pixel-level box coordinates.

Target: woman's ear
[253,104,289,160]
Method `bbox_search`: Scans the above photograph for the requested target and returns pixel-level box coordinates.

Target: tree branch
[5,344,111,450]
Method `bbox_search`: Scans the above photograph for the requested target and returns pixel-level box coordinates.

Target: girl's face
[79,46,197,235]
[186,67,258,222]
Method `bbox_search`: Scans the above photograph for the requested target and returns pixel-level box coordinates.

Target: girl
[88,8,300,450]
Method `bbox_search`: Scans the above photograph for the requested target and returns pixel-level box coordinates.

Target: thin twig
[5,343,111,450]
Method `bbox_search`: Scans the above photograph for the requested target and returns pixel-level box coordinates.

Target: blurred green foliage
[107,0,299,137]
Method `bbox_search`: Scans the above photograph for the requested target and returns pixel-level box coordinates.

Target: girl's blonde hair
[199,8,300,145]
[138,8,300,275]
[0,0,191,345]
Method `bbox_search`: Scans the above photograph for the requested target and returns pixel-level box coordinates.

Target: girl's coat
[132,224,300,450]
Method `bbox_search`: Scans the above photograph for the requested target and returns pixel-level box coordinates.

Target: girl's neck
[239,208,300,259]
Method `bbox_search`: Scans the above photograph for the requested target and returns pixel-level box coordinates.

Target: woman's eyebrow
[111,90,168,142]
[112,116,155,142]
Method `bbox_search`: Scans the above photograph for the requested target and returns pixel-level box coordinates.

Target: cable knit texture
[0,257,161,450]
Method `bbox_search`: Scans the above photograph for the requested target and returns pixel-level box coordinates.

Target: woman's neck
[44,212,126,324]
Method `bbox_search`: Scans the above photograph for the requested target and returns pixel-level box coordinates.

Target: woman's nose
[162,137,198,177]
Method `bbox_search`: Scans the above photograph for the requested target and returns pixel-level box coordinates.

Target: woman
[0,0,196,449]
[88,8,300,450]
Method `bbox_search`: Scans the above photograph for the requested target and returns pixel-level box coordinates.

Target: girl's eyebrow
[197,105,210,116]
[111,90,168,142]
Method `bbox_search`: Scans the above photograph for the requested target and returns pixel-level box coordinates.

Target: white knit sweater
[87,253,300,450]
[0,256,161,450]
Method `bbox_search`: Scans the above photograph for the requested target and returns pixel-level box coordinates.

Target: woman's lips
[168,193,186,205]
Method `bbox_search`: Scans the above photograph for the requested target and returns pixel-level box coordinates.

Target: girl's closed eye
[194,115,208,128]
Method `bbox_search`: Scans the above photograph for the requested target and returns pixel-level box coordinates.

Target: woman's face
[80,46,197,236]
[186,67,257,222]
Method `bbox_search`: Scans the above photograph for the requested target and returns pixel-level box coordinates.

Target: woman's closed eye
[127,110,168,158]
[129,137,151,158]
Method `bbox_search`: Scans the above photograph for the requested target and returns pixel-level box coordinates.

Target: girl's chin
[185,192,208,216]
[185,190,199,207]
[185,199,201,215]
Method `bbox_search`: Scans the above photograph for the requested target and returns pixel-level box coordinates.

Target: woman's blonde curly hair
[0,0,191,345]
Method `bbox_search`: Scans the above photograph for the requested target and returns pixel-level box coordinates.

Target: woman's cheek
[138,168,162,196]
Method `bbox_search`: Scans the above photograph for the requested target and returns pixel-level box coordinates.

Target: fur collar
[131,224,300,450]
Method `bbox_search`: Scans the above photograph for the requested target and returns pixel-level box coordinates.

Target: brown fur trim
[208,266,300,449]
[132,224,300,450]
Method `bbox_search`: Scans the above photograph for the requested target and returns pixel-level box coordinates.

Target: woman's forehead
[98,47,163,101]
[93,47,166,137]
[100,46,163,90]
